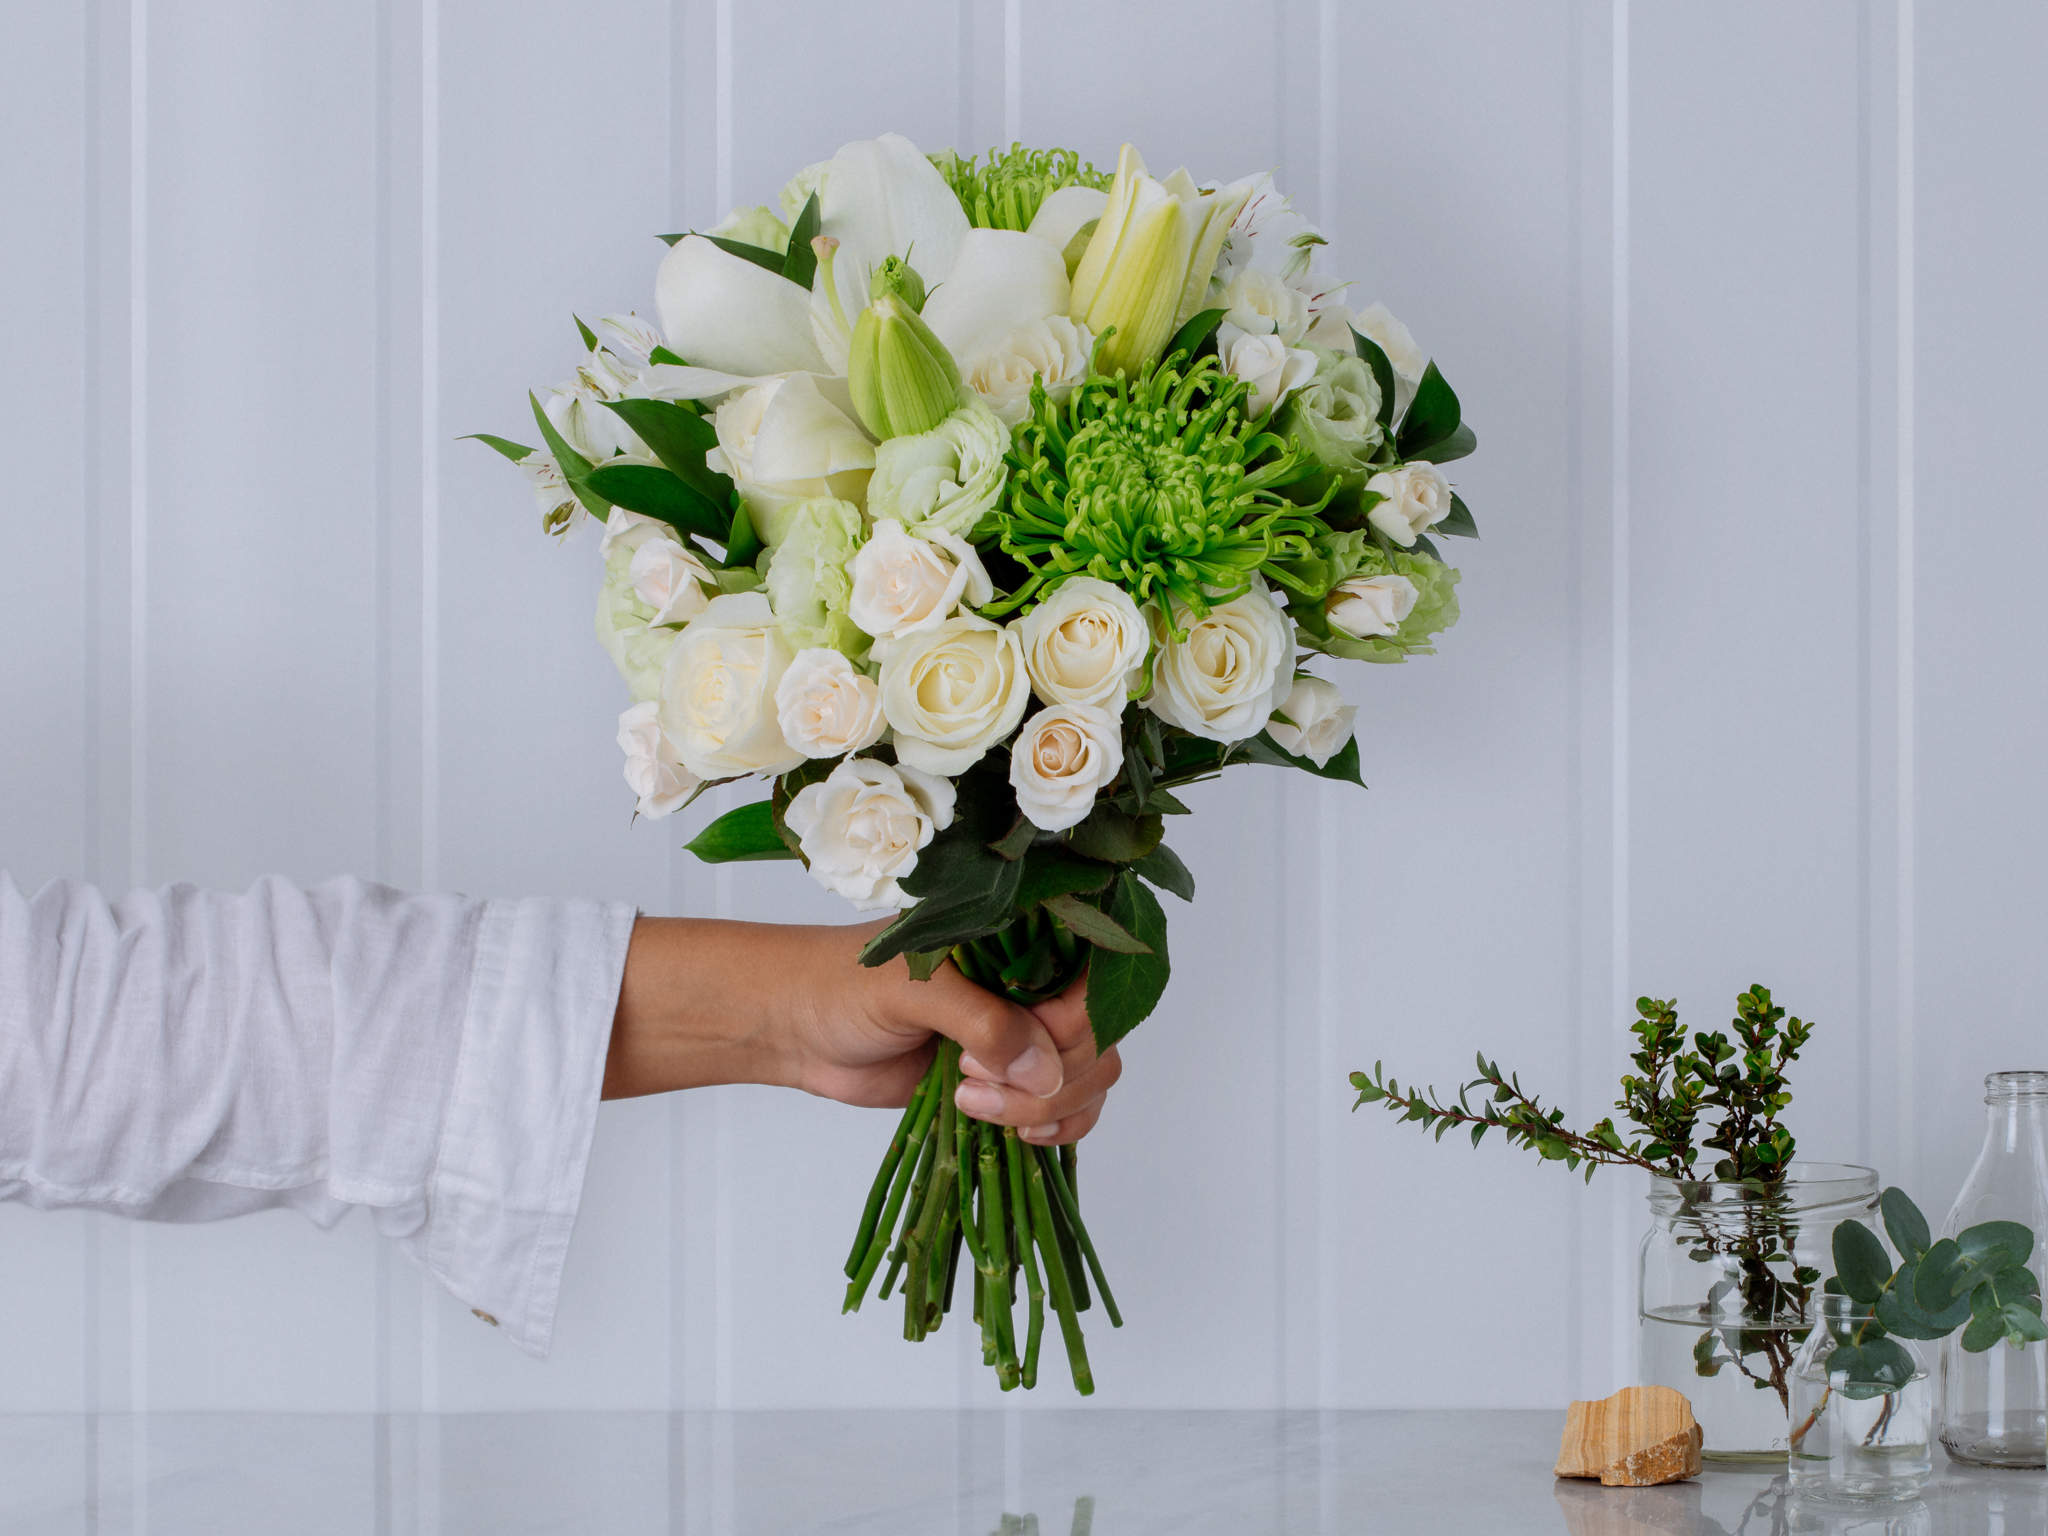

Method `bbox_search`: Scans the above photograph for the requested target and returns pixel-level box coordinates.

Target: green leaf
[700,233,789,276]
[2005,1302,2048,1344]
[1832,1220,1892,1304]
[1881,1187,1932,1263]
[1435,493,1478,539]
[1958,1220,2034,1273]
[684,801,796,863]
[1962,1310,2006,1353]
[904,948,947,982]
[781,192,821,288]
[580,463,729,542]
[464,432,535,463]
[1164,307,1226,362]
[1066,805,1163,863]
[598,398,734,507]
[1043,892,1151,954]
[1238,731,1366,786]
[656,233,686,247]
[1408,422,1477,466]
[1014,845,1116,909]
[1130,842,1195,901]
[1081,873,1170,1053]
[1350,330,1399,430]
[649,344,687,366]
[989,817,1039,861]
[574,315,599,350]
[1826,1337,1917,1392]
[529,393,610,518]
[1396,360,1461,458]
[723,499,763,569]
[1914,1238,1968,1314]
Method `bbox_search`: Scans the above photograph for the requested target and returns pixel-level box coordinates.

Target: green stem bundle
[840,938,1117,1393]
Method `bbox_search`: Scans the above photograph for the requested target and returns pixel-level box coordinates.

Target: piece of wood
[1554,1385,1702,1487]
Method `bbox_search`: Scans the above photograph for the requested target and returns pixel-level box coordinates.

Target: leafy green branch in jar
[1791,1187,2048,1451]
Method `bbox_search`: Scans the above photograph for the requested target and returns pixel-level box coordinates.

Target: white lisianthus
[761,496,865,653]
[1017,577,1149,709]
[1216,326,1317,417]
[1351,302,1426,383]
[706,374,876,544]
[774,647,887,758]
[599,507,673,558]
[1217,267,1311,346]
[544,347,649,462]
[596,537,676,704]
[780,159,831,222]
[847,518,994,640]
[1325,573,1419,639]
[963,315,1094,427]
[710,203,790,253]
[617,701,700,819]
[629,537,716,627]
[865,400,1009,540]
[875,614,1031,775]
[657,592,805,780]
[1365,463,1454,548]
[1146,584,1296,743]
[785,757,957,912]
[1266,676,1355,769]
[1010,703,1125,833]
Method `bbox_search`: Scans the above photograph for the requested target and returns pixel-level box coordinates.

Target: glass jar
[1787,1294,1935,1502]
[1937,1069,2048,1468]
[1638,1163,1880,1460]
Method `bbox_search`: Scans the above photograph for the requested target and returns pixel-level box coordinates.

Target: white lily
[704,372,876,545]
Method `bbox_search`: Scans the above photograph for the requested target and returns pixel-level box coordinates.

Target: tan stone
[1553,1385,1702,1488]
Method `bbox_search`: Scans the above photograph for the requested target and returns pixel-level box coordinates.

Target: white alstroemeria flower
[544,347,649,463]
[847,518,994,640]
[1365,463,1453,548]
[1266,676,1355,769]
[593,313,666,370]
[519,450,579,533]
[705,373,876,544]
[964,315,1094,427]
[1211,173,1349,347]
[1216,326,1317,417]
[617,701,700,819]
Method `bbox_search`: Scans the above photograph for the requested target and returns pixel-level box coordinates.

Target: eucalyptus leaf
[1881,1187,1932,1263]
[1958,1220,2034,1273]
[1961,1310,2006,1353]
[1913,1239,1967,1314]
[1832,1220,1891,1305]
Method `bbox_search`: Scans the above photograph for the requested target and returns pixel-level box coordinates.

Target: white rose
[865,400,1009,540]
[1017,577,1149,709]
[1217,267,1311,346]
[847,518,994,640]
[629,537,716,627]
[774,648,886,758]
[1146,583,1295,743]
[1010,703,1124,833]
[1351,301,1426,382]
[1325,573,1419,639]
[657,592,805,780]
[963,315,1094,427]
[616,701,700,818]
[875,615,1031,775]
[706,374,876,544]
[784,757,957,912]
[1216,326,1317,417]
[1365,463,1453,548]
[1266,676,1355,769]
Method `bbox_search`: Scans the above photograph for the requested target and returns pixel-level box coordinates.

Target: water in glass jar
[1639,1308,1796,1460]
[1788,1370,1934,1503]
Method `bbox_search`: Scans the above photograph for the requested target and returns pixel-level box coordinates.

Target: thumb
[900,961,1065,1098]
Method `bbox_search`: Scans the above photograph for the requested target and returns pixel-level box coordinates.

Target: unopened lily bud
[869,254,928,313]
[848,293,960,440]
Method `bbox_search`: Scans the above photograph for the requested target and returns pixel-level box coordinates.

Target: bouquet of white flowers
[478,135,1476,1393]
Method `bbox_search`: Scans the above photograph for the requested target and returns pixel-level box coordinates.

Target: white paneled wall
[0,0,2031,1419]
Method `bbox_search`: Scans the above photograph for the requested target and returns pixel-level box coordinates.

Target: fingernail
[955,1081,1004,1119]
[959,1052,994,1081]
[1020,1123,1060,1144]
[1008,1045,1062,1097]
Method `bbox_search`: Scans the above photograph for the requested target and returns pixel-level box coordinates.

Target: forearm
[602,916,801,1099]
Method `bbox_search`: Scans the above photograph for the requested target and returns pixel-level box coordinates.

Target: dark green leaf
[1238,731,1365,786]
[1881,1187,1932,1263]
[580,463,729,542]
[529,393,610,518]
[1832,1220,1892,1304]
[1164,307,1226,363]
[699,233,790,276]
[648,344,687,366]
[1043,892,1150,954]
[2005,1302,2048,1344]
[1914,1239,1968,1314]
[1825,1337,1916,1392]
[989,817,1039,861]
[1396,360,1461,458]
[723,499,763,569]
[598,397,728,500]
[1962,1310,2006,1353]
[1015,845,1116,909]
[464,432,534,463]
[1130,842,1195,901]
[684,801,796,863]
[904,948,947,982]
[574,315,599,350]
[656,233,686,247]
[1434,493,1478,539]
[1408,422,1477,466]
[1958,1220,2034,1273]
[1350,330,1399,430]
[1081,873,1170,1053]
[781,192,821,288]
[1066,805,1163,863]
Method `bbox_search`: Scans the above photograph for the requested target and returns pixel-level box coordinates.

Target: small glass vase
[1638,1163,1879,1460]
[1937,1069,2048,1468]
[1787,1294,1935,1502]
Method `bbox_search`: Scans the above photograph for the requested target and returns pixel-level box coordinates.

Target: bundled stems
[841,940,1119,1392]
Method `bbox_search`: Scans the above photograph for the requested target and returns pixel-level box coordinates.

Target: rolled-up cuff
[403,896,637,1356]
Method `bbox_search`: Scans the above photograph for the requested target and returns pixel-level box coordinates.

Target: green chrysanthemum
[931,143,1112,231]
[994,352,1333,623]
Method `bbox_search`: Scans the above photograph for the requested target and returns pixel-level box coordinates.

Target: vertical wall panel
[0,1,96,1417]
[431,0,677,1411]
[1321,0,1584,1408]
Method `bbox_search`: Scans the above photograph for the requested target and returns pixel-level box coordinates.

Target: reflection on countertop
[2,1410,2045,1535]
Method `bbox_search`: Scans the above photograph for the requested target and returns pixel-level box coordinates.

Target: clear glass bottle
[1788,1294,1935,1502]
[1937,1070,2048,1468]
[1639,1163,1880,1460]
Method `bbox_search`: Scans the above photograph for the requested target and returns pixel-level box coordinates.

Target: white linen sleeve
[0,872,637,1358]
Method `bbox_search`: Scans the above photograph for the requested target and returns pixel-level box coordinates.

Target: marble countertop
[3,1409,2043,1535]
